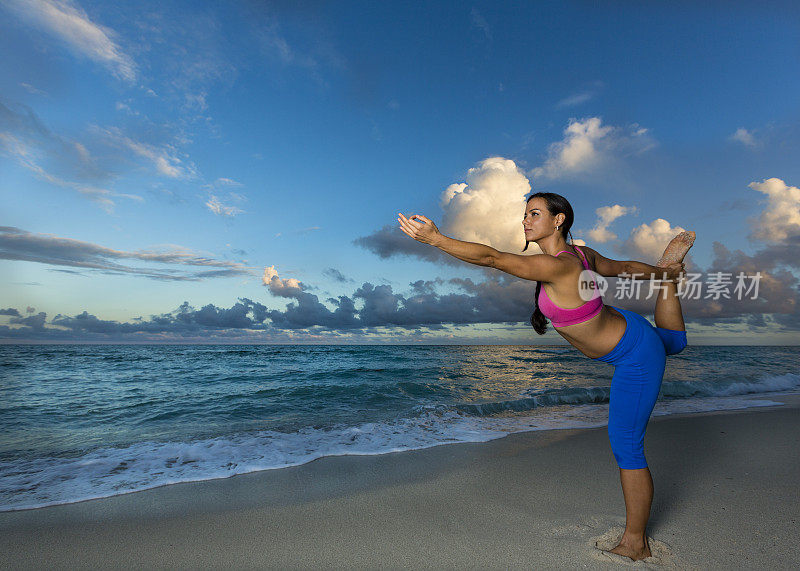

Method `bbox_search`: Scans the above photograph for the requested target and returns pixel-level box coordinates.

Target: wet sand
[2,394,799,569]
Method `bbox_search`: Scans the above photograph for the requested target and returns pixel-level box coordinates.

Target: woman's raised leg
[654,231,694,333]
[654,279,685,332]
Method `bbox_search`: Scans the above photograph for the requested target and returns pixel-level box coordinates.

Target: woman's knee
[607,428,648,469]
[656,328,687,355]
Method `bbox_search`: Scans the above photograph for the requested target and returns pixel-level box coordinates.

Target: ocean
[1,344,798,511]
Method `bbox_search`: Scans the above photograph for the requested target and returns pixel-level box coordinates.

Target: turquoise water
[1,344,798,511]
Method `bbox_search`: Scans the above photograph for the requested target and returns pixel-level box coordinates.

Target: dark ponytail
[522,192,576,335]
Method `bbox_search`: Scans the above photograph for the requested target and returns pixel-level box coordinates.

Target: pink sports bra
[537,246,604,328]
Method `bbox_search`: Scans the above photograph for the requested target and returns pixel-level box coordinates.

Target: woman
[397,191,695,562]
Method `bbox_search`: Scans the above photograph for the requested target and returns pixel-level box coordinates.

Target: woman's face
[523,197,559,241]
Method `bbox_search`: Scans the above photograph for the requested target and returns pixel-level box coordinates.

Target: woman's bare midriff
[541,256,627,358]
[552,306,626,359]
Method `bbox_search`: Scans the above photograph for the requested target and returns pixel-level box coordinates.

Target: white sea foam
[0,390,793,512]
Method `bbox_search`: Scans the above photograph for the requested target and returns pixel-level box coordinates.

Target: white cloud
[5,0,136,82]
[620,218,687,263]
[258,21,320,71]
[730,128,758,148]
[215,177,243,187]
[586,204,638,243]
[19,82,48,96]
[262,265,302,296]
[530,117,655,181]
[95,126,194,179]
[556,92,593,108]
[206,195,244,217]
[748,178,800,243]
[440,157,532,253]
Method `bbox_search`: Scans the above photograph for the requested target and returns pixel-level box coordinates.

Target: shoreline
[2,391,795,515]
[2,393,799,568]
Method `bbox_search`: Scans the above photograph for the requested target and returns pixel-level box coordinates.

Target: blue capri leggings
[594,306,688,469]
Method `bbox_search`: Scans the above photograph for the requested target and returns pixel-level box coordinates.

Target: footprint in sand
[589,527,690,568]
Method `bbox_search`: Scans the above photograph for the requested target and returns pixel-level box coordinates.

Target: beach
[2,393,798,570]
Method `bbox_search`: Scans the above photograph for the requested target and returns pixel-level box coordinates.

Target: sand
[1,393,799,570]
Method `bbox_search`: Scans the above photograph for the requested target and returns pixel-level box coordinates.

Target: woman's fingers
[398,212,435,243]
[398,213,425,231]
[398,212,419,230]
[397,213,420,239]
[398,216,416,232]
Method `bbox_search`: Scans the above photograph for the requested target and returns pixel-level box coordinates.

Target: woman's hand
[397,213,442,246]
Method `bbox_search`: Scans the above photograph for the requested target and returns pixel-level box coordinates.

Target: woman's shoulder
[575,244,596,261]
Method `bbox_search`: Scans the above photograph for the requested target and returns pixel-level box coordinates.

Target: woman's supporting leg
[604,311,666,561]
[611,468,653,560]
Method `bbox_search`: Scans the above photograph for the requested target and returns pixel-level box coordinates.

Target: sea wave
[1,388,793,512]
[457,372,800,416]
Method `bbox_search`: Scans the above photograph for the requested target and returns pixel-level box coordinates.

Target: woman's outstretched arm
[397,213,565,282]
[582,246,682,280]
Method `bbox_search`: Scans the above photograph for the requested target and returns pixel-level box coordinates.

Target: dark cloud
[409,278,444,295]
[322,267,350,282]
[48,268,87,275]
[354,220,799,332]
[0,226,254,281]
[353,225,459,266]
[599,239,800,329]
[4,229,799,342]
[266,292,359,330]
[10,312,47,331]
[13,298,272,339]
[0,272,536,341]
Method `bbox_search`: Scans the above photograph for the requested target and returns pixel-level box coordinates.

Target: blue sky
[1,0,799,344]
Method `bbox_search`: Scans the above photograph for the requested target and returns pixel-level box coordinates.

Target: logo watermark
[576,271,762,301]
[578,270,609,301]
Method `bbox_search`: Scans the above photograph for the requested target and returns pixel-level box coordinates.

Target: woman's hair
[522,192,577,335]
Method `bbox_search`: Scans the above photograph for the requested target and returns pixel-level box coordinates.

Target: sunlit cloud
[618,218,687,263]
[530,117,655,180]
[358,156,534,260]
[585,204,638,243]
[440,157,533,253]
[262,265,303,295]
[748,178,800,243]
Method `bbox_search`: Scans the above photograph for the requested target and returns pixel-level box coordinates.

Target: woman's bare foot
[657,231,696,267]
[607,537,652,561]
